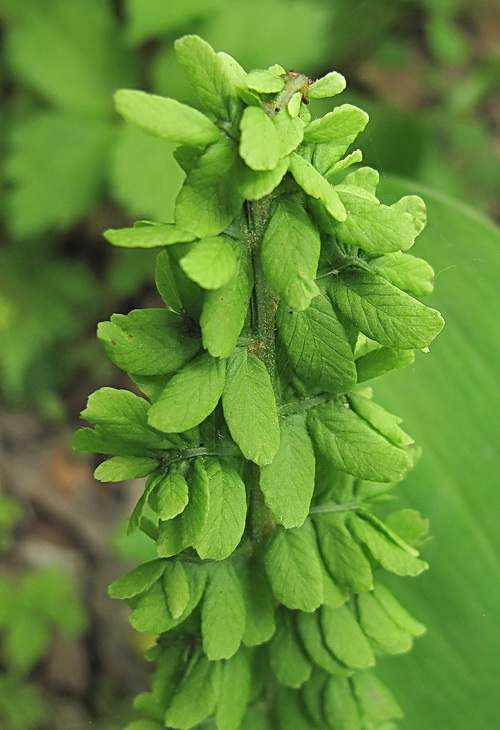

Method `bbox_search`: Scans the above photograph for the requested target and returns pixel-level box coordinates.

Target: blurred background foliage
[0,0,499,728]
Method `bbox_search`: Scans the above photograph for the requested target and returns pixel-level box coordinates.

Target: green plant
[74,35,444,729]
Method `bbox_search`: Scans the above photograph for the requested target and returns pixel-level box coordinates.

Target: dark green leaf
[296,611,350,676]
[148,467,190,520]
[201,562,246,660]
[323,676,361,730]
[155,250,183,312]
[241,561,276,647]
[321,605,375,670]
[270,612,312,688]
[216,649,251,730]
[314,513,373,594]
[165,654,222,729]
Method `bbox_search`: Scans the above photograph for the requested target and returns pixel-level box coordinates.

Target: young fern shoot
[74,35,444,730]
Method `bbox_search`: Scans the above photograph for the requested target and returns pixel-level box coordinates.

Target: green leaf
[347,513,428,577]
[94,456,158,482]
[155,251,183,312]
[384,509,430,548]
[201,239,253,357]
[175,136,243,237]
[308,105,369,176]
[241,561,276,647]
[148,354,225,433]
[323,677,361,730]
[314,513,373,594]
[98,309,199,376]
[216,649,251,730]
[201,562,246,660]
[272,111,304,157]
[222,348,280,466]
[355,347,415,384]
[108,560,166,600]
[270,612,312,688]
[237,156,289,200]
[351,671,403,724]
[148,467,190,521]
[296,611,350,676]
[114,89,221,147]
[287,92,302,117]
[239,106,281,171]
[357,591,414,655]
[321,604,375,670]
[165,654,222,730]
[264,521,323,611]
[179,236,237,290]
[196,458,247,560]
[162,561,190,619]
[370,252,435,297]
[329,270,444,349]
[289,153,347,222]
[261,195,320,310]
[103,223,195,249]
[260,413,315,528]
[344,166,380,195]
[308,403,412,482]
[348,393,413,448]
[309,72,346,99]
[246,69,284,93]
[127,580,170,634]
[373,584,426,637]
[301,670,329,726]
[276,294,356,392]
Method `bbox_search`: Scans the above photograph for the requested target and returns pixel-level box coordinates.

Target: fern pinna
[74,35,444,730]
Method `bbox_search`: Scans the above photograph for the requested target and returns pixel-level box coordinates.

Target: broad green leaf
[308,403,411,482]
[261,195,320,310]
[180,236,237,290]
[162,561,190,619]
[276,294,356,392]
[127,580,170,634]
[348,513,427,577]
[264,521,323,611]
[356,347,415,383]
[241,561,276,646]
[98,309,199,376]
[222,348,280,466]
[237,156,289,200]
[148,468,190,521]
[201,239,253,357]
[348,393,413,448]
[329,270,444,349]
[260,414,315,528]
[216,649,251,730]
[114,89,221,146]
[155,251,183,312]
[272,111,304,157]
[357,591,414,654]
[165,654,222,729]
[343,166,380,195]
[351,671,403,724]
[276,687,318,730]
[94,456,158,482]
[325,677,362,730]
[175,137,243,237]
[195,458,247,560]
[309,105,369,176]
[289,153,347,222]
[374,584,426,637]
[148,354,225,433]
[246,69,284,93]
[103,223,195,249]
[321,563,349,609]
[309,71,346,99]
[108,560,165,599]
[370,252,435,297]
[296,611,350,676]
[147,643,193,716]
[321,604,375,670]
[239,106,281,171]
[201,562,246,660]
[270,612,312,688]
[314,513,373,594]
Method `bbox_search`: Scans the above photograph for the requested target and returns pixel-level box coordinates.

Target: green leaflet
[351,671,403,724]
[321,563,349,609]
[308,403,411,483]
[385,508,430,548]
[309,71,346,99]
[344,166,379,195]
[237,156,289,201]
[195,457,247,560]
[264,521,323,612]
[261,195,320,310]
[179,236,237,290]
[329,270,444,349]
[357,591,414,655]
[287,92,302,117]
[348,393,413,448]
[239,106,281,171]
[200,239,253,358]
[98,309,199,376]
[324,676,361,730]
[321,604,375,670]
[108,559,166,600]
[94,455,158,482]
[373,584,426,637]
[216,650,251,730]
[222,348,280,466]
[155,251,183,313]
[272,111,304,157]
[301,670,329,727]
[103,223,195,248]
[370,251,436,297]
[162,561,190,620]
[270,612,312,688]
[175,136,243,238]
[309,105,369,176]
[241,561,276,647]
[140,643,186,724]
[148,467,190,521]
[355,347,415,383]
[148,353,226,433]
[114,89,221,147]
[313,513,373,594]
[156,460,210,557]
[174,35,241,121]
[289,153,347,222]
[260,413,315,528]
[246,69,285,93]
[276,294,356,392]
[296,611,350,676]
[201,562,246,660]
[165,654,222,730]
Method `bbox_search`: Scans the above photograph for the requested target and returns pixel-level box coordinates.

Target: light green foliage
[74,35,444,730]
